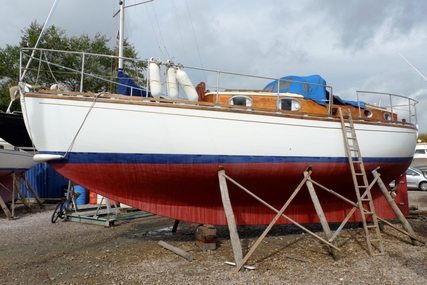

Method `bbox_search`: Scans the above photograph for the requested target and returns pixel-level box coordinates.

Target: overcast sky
[2,0,427,132]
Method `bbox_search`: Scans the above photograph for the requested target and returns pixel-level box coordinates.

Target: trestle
[0,171,43,220]
[218,167,341,273]
[214,107,424,272]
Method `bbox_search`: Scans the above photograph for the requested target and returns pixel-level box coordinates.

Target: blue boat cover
[117,69,151,97]
[263,75,365,108]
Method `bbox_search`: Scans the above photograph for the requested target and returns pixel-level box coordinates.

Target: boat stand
[0,172,43,220]
[64,183,152,227]
[66,206,152,227]
[218,166,424,273]
[219,167,341,273]
[0,184,13,220]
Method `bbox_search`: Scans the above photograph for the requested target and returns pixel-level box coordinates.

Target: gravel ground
[0,192,427,285]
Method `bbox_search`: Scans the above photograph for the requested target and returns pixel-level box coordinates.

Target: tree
[418,133,427,143]
[0,21,147,111]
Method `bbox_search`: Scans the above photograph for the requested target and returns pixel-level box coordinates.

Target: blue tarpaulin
[117,69,151,97]
[263,75,364,108]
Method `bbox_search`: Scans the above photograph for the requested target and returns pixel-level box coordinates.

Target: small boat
[410,142,427,168]
[16,1,418,226]
[0,111,33,149]
[0,138,37,203]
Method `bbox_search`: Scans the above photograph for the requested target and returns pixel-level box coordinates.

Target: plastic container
[74,185,87,205]
[89,191,97,204]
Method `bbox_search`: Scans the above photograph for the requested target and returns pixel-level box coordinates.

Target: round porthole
[364,109,373,118]
[384,112,391,121]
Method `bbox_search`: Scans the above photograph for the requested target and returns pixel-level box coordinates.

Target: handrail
[19,48,418,125]
[356,90,418,125]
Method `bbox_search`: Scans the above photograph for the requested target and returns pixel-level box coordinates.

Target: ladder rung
[369,239,381,242]
[363,211,374,215]
[367,225,378,229]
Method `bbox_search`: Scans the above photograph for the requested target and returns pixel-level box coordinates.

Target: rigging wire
[184,0,207,83]
[172,0,187,62]
[20,0,59,81]
[146,3,168,60]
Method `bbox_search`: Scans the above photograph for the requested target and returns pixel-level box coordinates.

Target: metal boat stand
[0,172,43,220]
[64,182,152,227]
[217,166,424,274]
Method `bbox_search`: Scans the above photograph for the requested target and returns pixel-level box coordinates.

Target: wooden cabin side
[202,89,398,123]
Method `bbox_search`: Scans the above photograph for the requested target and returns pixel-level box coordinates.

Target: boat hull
[0,148,37,203]
[0,148,36,180]
[21,94,416,225]
[0,112,33,148]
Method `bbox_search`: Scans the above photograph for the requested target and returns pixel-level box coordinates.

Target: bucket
[97,194,115,206]
[89,191,97,204]
[74,185,87,205]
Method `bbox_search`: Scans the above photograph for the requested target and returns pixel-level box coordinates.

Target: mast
[118,0,125,70]
[115,0,153,71]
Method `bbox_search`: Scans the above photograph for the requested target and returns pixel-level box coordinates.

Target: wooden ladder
[338,108,384,256]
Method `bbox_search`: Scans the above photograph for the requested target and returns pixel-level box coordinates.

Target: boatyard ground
[1,192,427,285]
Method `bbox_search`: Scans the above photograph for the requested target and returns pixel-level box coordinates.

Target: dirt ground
[1,192,427,285]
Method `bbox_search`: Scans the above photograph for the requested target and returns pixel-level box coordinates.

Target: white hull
[21,96,416,160]
[0,141,36,203]
[0,140,36,174]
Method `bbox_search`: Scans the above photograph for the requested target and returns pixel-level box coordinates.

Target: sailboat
[17,1,418,225]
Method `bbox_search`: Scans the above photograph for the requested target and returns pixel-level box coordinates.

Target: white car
[390,167,427,191]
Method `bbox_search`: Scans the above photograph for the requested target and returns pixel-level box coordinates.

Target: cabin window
[228,95,253,107]
[383,112,392,121]
[415,149,426,154]
[264,85,274,92]
[278,79,292,90]
[274,79,310,93]
[276,98,302,111]
[364,109,373,118]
